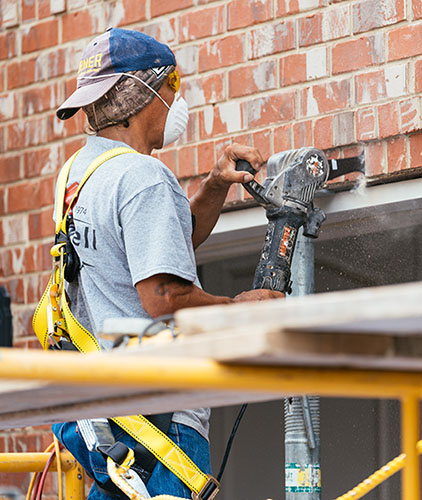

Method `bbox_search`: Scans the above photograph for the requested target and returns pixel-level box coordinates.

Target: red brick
[252,129,272,159]
[7,58,36,89]
[118,0,146,24]
[29,207,55,240]
[0,155,21,183]
[0,221,3,247]
[247,20,295,59]
[183,72,225,107]
[12,307,34,339]
[333,111,355,147]
[228,0,272,30]
[178,111,197,145]
[293,120,313,148]
[199,102,245,139]
[62,9,98,43]
[378,101,400,138]
[6,278,24,304]
[199,34,244,72]
[214,137,233,162]
[356,107,377,141]
[7,181,40,213]
[24,144,62,178]
[365,141,386,176]
[142,18,177,45]
[353,0,405,34]
[0,31,17,60]
[38,0,51,18]
[299,6,349,47]
[280,53,306,87]
[197,142,215,174]
[180,5,225,42]
[22,0,36,21]
[8,117,46,150]
[229,61,276,98]
[22,19,59,53]
[400,98,422,134]
[314,116,333,150]
[332,35,384,74]
[302,79,350,117]
[273,124,293,152]
[387,136,407,173]
[247,92,295,128]
[47,112,86,142]
[65,137,86,159]
[416,59,422,94]
[388,23,422,61]
[410,132,422,168]
[22,83,61,116]
[151,0,193,17]
[158,149,177,175]
[178,145,197,179]
[414,0,422,19]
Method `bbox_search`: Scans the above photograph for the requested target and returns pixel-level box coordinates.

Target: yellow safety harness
[32,147,220,500]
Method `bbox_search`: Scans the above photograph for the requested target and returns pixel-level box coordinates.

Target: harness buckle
[192,475,221,500]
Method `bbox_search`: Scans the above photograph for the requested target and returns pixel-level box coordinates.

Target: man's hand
[233,289,285,302]
[210,143,265,188]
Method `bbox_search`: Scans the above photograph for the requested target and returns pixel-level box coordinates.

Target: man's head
[56,28,188,145]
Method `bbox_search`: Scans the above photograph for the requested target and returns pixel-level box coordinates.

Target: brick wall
[0,0,421,494]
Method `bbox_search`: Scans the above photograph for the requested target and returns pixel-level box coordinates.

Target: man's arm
[136,273,283,317]
[190,143,265,248]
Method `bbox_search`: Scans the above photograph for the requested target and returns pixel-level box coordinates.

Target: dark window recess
[0,287,13,347]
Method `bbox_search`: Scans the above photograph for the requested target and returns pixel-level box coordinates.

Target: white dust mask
[163,92,189,146]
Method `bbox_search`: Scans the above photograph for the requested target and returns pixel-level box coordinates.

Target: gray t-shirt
[58,135,210,439]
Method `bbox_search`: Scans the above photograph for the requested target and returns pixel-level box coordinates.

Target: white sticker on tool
[285,463,321,493]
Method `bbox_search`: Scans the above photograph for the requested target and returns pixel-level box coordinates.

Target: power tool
[236,147,330,294]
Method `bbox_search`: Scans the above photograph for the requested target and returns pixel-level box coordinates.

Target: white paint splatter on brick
[0,94,15,120]
[248,97,264,124]
[35,53,47,81]
[248,25,275,59]
[90,4,106,34]
[219,102,242,133]
[11,249,24,275]
[3,216,26,246]
[108,2,125,27]
[41,144,60,175]
[252,61,275,91]
[306,47,326,80]
[65,42,85,74]
[204,106,214,136]
[306,87,319,116]
[400,98,422,132]
[385,64,406,98]
[184,80,206,108]
[1,1,19,27]
[299,0,321,10]
[369,32,384,64]
[67,0,86,10]
[50,0,66,14]
[175,46,198,75]
[322,6,349,41]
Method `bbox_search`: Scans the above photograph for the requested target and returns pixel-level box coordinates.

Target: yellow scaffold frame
[0,348,421,500]
[0,449,85,500]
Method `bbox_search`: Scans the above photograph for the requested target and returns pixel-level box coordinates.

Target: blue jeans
[52,420,212,499]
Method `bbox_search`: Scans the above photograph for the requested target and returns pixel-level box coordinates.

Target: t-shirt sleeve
[119,181,197,286]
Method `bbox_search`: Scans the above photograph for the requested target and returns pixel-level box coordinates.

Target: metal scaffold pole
[285,228,321,499]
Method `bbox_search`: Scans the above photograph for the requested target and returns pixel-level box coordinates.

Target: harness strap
[33,147,217,499]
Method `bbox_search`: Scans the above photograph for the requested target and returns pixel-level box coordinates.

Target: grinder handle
[235,160,257,179]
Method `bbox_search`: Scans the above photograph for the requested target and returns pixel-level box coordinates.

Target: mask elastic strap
[79,72,171,110]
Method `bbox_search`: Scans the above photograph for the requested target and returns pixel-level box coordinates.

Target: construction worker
[51,28,283,499]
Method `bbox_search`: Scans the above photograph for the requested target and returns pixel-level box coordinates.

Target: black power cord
[217,403,248,481]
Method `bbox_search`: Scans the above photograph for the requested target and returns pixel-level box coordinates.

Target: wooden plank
[0,384,279,431]
[175,281,422,336]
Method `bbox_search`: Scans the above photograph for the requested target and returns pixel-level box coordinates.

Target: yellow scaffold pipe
[335,440,422,500]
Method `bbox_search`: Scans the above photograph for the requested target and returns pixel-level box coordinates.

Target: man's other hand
[233,289,285,302]
[210,143,265,187]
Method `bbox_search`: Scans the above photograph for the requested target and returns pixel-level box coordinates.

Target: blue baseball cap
[56,27,176,120]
